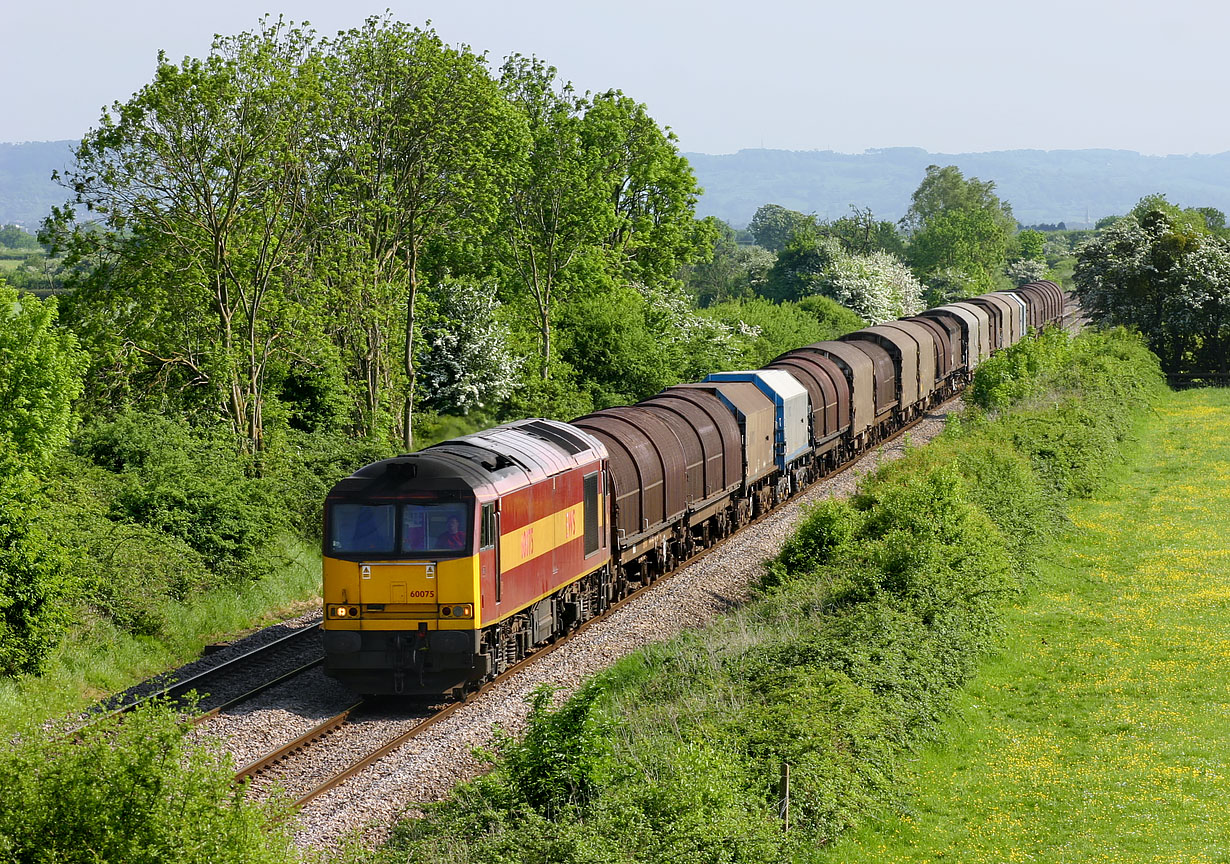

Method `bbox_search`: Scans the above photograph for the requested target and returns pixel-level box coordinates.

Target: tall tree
[900,164,1014,235]
[748,204,814,252]
[823,206,905,258]
[579,90,707,286]
[498,71,706,383]
[0,283,85,468]
[903,165,1015,296]
[0,281,79,674]
[1074,194,1228,373]
[321,19,525,449]
[498,56,606,380]
[48,19,322,452]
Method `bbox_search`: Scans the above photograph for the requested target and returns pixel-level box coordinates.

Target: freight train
[321,281,1068,696]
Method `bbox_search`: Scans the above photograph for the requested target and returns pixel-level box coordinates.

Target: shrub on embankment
[0,703,296,864]
[360,327,1163,864]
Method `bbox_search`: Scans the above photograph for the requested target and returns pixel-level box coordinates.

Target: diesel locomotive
[321,281,1068,696]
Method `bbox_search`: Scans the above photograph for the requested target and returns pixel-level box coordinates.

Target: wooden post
[779,762,790,832]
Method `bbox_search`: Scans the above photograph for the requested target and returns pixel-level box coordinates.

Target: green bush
[254,427,396,543]
[27,414,394,641]
[0,449,70,675]
[0,283,85,469]
[702,295,865,367]
[74,412,285,581]
[0,703,295,863]
[497,683,608,816]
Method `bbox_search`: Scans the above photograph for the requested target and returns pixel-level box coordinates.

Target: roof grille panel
[522,420,586,455]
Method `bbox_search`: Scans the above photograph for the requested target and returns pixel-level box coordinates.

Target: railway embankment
[366,327,1166,863]
[818,385,1230,862]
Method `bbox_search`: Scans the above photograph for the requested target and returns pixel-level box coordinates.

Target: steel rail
[78,623,322,732]
[193,657,325,724]
[234,699,367,782]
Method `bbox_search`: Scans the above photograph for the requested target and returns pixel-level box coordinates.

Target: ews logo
[563,509,576,538]
[521,527,534,559]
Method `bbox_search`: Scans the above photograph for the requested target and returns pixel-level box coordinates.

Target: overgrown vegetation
[0,702,297,863]
[363,328,1163,863]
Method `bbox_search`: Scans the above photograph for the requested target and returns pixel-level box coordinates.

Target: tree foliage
[47,19,712,446]
[700,295,864,366]
[903,165,1015,298]
[0,225,40,249]
[0,449,70,676]
[497,59,705,384]
[748,203,814,252]
[901,164,1014,235]
[418,277,519,415]
[0,283,82,674]
[765,231,923,323]
[0,283,85,467]
[48,20,324,453]
[682,217,777,307]
[1074,194,1230,373]
[319,18,526,449]
[824,206,905,258]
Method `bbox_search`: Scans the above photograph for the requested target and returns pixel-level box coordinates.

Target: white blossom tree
[1006,257,1049,287]
[636,281,744,380]
[821,246,925,324]
[1074,195,1230,373]
[418,278,520,415]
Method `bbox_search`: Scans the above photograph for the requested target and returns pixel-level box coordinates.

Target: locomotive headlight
[328,604,361,619]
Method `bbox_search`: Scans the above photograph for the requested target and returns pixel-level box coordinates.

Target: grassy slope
[821,388,1230,862]
[0,538,321,734]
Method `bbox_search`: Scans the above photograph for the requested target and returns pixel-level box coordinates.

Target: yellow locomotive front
[322,419,611,696]
[322,458,492,695]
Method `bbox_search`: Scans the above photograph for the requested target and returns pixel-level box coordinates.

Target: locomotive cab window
[328,501,473,557]
[480,503,497,550]
[329,504,396,555]
[401,502,471,555]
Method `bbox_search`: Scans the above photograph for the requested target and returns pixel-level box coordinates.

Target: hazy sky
[5,0,1229,155]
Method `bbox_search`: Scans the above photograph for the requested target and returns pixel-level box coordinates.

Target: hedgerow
[0,703,296,864]
[361,326,1164,864]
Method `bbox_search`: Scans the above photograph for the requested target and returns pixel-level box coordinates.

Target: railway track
[233,397,958,813]
[82,622,323,729]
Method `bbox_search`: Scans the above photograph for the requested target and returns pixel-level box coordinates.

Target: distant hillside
[0,141,76,228]
[8,140,1230,233]
[686,147,1230,229]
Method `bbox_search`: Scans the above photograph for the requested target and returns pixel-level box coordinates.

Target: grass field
[819,387,1230,863]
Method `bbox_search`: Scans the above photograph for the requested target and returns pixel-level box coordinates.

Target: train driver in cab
[436,515,467,551]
